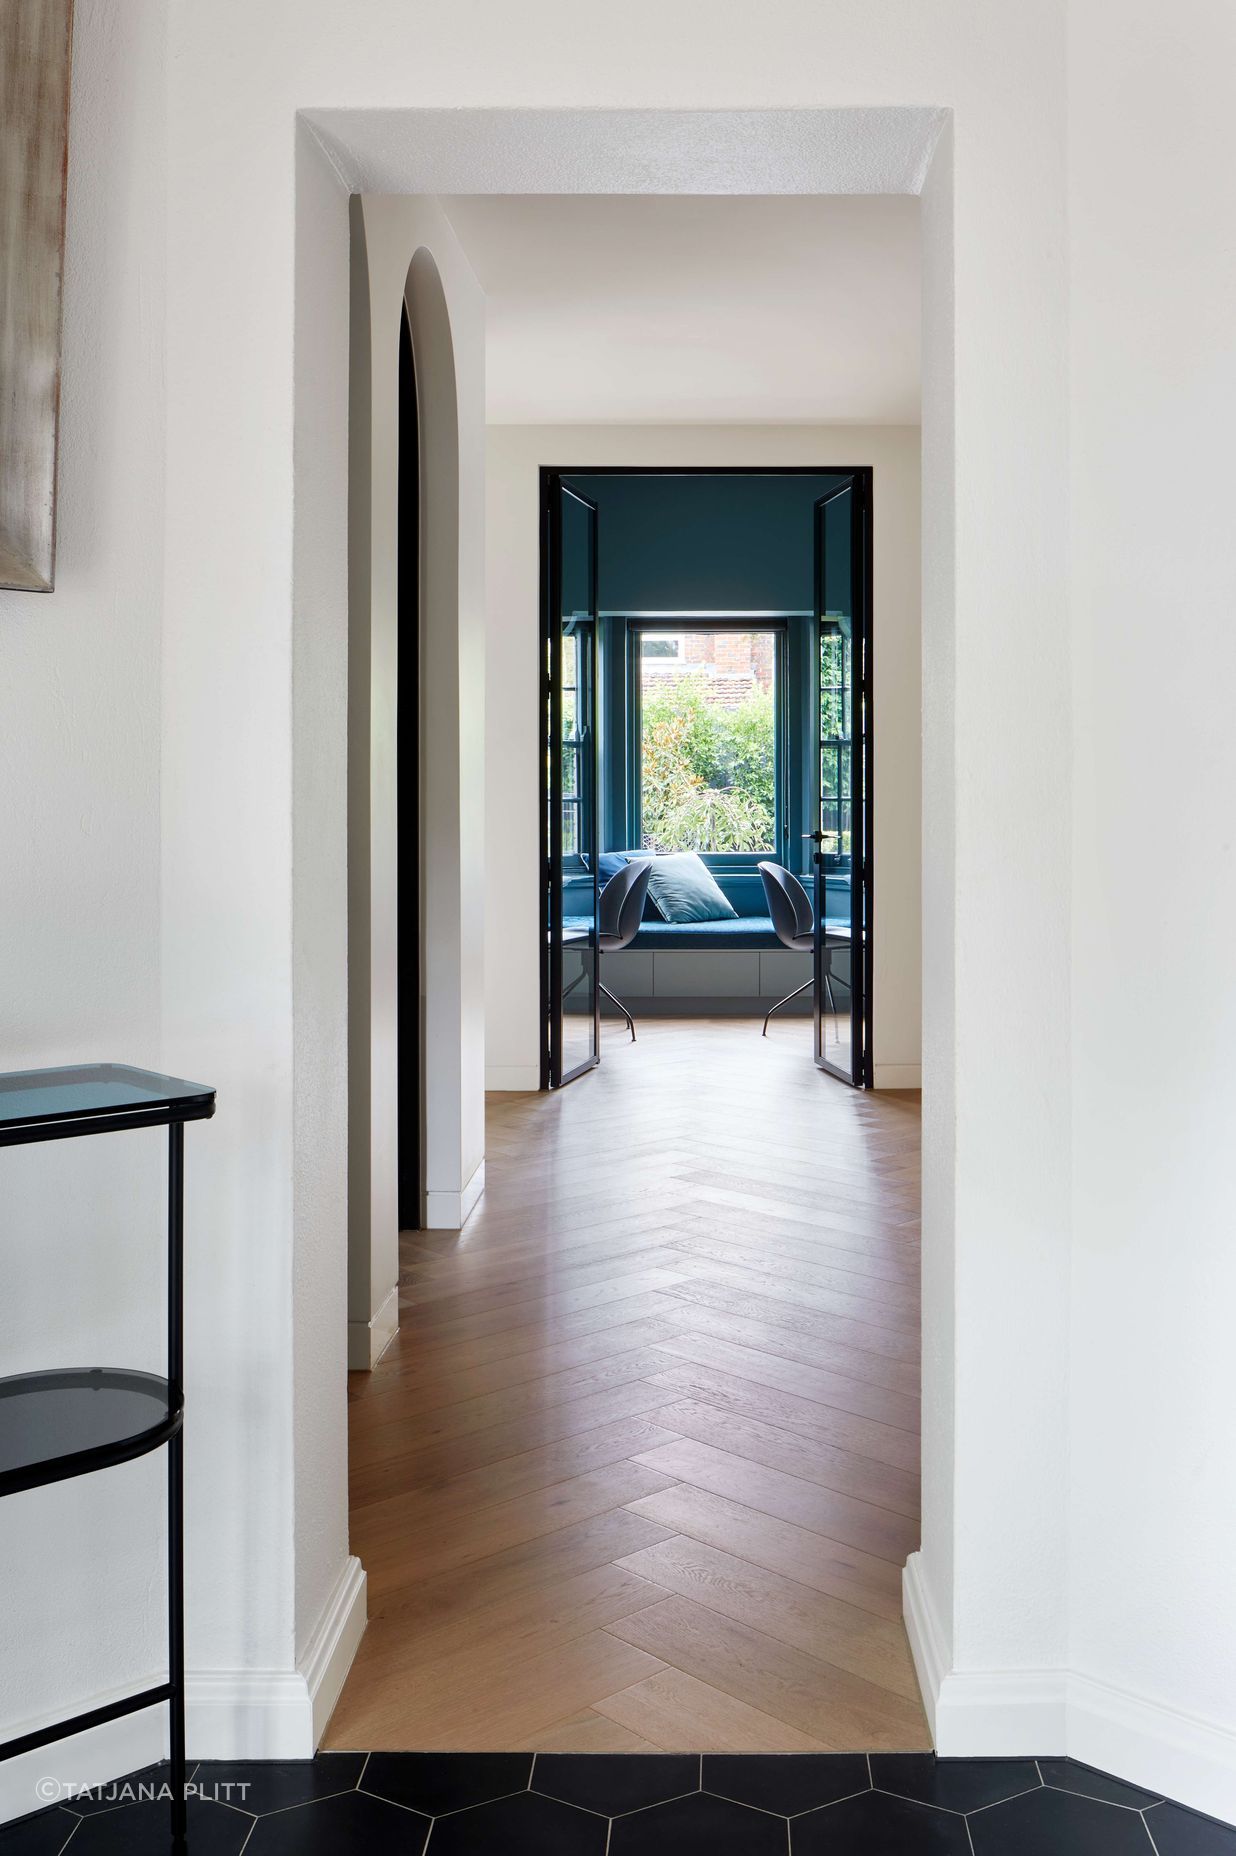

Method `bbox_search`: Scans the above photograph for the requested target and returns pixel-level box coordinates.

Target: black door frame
[813,472,874,1087]
[537,463,874,1088]
[541,474,601,1089]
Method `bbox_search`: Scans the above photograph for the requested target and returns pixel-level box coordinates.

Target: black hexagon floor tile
[427,1789,607,1855]
[55,1795,252,1855]
[1145,1801,1236,1856]
[194,1752,365,1814]
[0,1808,78,1856]
[871,1753,1041,1812]
[534,1753,698,1815]
[1039,1758,1162,1808]
[243,1789,429,1855]
[63,1761,191,1816]
[609,1791,786,1856]
[704,1752,869,1816]
[969,1785,1155,1856]
[793,1787,972,1856]
[362,1752,531,1816]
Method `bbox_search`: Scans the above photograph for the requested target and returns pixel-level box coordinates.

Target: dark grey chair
[597,857,654,1040]
[758,859,843,1037]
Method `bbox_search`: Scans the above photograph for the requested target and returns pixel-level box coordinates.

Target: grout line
[791,1786,873,1817]
[1044,1782,1155,1814]
[356,1750,371,1789]
[239,1789,356,1820]
[966,1782,1046,1818]
[617,1787,717,1820]
[528,1754,536,1790]
[866,1752,874,1787]
[874,1786,968,1818]
[435,1789,539,1821]
[56,1815,81,1855]
[702,1793,794,1821]
[1141,1807,1164,1856]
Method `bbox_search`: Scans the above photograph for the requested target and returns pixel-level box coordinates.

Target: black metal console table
[0,1064,215,1850]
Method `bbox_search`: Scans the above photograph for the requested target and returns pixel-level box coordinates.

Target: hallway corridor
[328,1018,927,1753]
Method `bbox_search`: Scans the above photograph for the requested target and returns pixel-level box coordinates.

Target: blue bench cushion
[628,914,782,951]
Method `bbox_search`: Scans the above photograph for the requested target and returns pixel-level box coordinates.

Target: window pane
[561,743,578,796]
[639,629,777,854]
[561,799,579,856]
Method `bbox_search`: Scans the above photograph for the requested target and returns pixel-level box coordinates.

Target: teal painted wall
[565,471,844,613]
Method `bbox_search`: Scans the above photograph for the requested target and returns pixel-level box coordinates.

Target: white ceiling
[440,193,921,426]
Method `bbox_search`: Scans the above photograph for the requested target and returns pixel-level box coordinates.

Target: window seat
[628,915,782,951]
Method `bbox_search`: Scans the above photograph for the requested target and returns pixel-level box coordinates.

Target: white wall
[484,423,922,1091]
[0,0,169,1806]
[1065,0,1236,1815]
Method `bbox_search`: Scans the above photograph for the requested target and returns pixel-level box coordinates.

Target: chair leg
[599,980,637,1041]
[762,976,814,1037]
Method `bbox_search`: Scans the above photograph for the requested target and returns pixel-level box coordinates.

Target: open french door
[542,477,600,1088]
[812,475,872,1086]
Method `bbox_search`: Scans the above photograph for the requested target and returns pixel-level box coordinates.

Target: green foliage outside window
[640,673,776,854]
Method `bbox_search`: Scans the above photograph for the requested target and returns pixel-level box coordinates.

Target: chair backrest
[758,860,814,947]
[599,857,654,949]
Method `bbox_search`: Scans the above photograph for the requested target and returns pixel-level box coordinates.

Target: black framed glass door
[813,477,872,1086]
[542,479,600,1087]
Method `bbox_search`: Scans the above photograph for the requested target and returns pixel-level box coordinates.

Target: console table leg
[169,1427,186,1846]
[167,1121,187,1848]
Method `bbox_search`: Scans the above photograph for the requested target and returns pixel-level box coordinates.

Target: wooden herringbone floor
[326,1015,927,1753]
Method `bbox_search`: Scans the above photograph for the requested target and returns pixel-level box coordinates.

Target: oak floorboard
[605,1595,930,1750]
[625,1483,905,1621]
[594,1667,835,1752]
[651,1306,921,1396]
[643,1392,921,1517]
[653,1329,922,1435]
[632,1436,919,1564]
[513,1709,664,1753]
[615,1535,921,1699]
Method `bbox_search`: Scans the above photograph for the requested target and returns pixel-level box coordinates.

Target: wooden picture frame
[0,0,74,593]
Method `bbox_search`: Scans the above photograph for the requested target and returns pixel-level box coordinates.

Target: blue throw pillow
[646,852,738,924]
[597,851,636,886]
[597,850,665,919]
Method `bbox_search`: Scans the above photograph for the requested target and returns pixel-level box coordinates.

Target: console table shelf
[0,1062,214,1852]
[0,1368,182,1500]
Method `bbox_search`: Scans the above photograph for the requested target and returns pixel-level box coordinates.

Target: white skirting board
[425,1158,485,1231]
[0,1556,367,1827]
[903,1552,1236,1825]
[347,1282,399,1371]
[873,1063,922,1089]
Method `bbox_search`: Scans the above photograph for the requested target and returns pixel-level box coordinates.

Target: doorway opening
[333,182,925,1760]
[541,467,873,1090]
